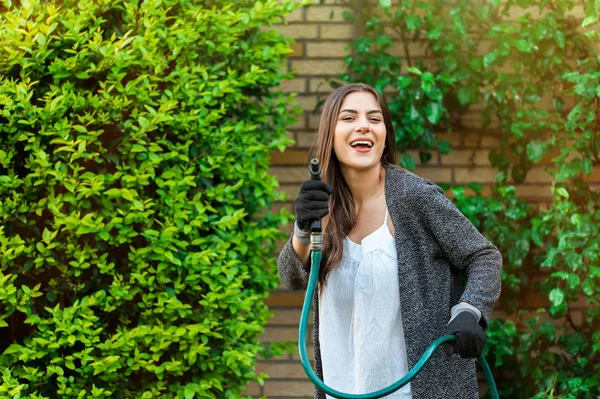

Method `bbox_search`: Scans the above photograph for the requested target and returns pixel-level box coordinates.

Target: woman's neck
[342,164,384,208]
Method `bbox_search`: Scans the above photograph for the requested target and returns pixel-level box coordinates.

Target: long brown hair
[313,83,397,290]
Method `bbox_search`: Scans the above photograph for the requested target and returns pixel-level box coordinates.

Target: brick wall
[247,1,589,397]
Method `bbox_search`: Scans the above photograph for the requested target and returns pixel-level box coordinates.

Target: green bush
[324,0,600,396]
[0,0,300,397]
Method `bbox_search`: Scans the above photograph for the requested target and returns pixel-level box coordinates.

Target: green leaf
[405,15,421,30]
[424,102,443,124]
[582,16,597,27]
[526,141,544,162]
[121,189,133,201]
[556,187,569,198]
[378,0,392,8]
[397,76,412,89]
[42,228,52,244]
[514,39,533,52]
[407,66,422,75]
[549,288,564,306]
[554,31,565,49]
[483,51,496,67]
[438,140,451,155]
[400,153,415,170]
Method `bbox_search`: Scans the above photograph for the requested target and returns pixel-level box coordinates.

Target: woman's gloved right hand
[295,179,333,233]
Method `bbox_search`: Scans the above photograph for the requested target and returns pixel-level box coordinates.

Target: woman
[277,83,502,399]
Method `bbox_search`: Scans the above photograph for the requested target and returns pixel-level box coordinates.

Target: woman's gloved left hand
[443,311,486,358]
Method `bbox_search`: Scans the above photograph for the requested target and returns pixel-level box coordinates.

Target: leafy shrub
[324,0,600,396]
[0,0,299,397]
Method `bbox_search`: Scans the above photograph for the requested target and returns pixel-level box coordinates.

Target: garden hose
[297,158,500,399]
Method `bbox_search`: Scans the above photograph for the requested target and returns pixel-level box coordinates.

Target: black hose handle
[309,158,322,233]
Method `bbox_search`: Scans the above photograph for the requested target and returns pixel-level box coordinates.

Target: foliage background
[321,0,600,397]
[0,0,300,397]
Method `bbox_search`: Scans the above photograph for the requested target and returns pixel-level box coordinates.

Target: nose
[356,117,371,132]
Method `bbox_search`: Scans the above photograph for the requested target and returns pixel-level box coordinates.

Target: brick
[570,309,584,327]
[257,361,309,379]
[276,238,288,253]
[296,131,318,148]
[279,78,307,94]
[590,183,600,194]
[269,308,314,326]
[389,40,431,58]
[275,24,319,39]
[292,59,346,76]
[279,184,301,202]
[279,129,295,145]
[413,166,452,183]
[383,85,399,94]
[309,78,332,92]
[514,185,552,200]
[455,132,485,148]
[435,131,500,149]
[280,220,294,235]
[268,308,302,326]
[521,292,549,308]
[440,149,490,166]
[306,6,352,22]
[271,149,310,165]
[286,6,305,22]
[521,167,552,184]
[481,135,502,147]
[435,131,469,147]
[454,167,497,183]
[241,382,262,396]
[320,23,355,39]
[584,168,600,182]
[270,166,307,184]
[257,348,289,362]
[307,113,322,129]
[259,325,312,343]
[296,94,319,111]
[289,114,306,129]
[263,380,315,396]
[503,4,587,21]
[306,41,350,57]
[490,309,517,324]
[460,117,501,131]
[265,291,306,307]
[270,202,294,216]
[257,200,292,219]
[290,42,304,58]
[291,343,314,361]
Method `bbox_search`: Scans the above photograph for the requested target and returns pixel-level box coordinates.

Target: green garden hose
[298,250,500,399]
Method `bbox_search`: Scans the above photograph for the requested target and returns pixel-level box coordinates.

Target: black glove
[295,179,333,232]
[443,311,486,358]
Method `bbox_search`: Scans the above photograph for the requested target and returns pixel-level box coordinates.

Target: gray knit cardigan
[277,165,502,399]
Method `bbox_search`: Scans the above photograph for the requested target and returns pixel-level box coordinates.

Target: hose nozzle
[308,157,323,251]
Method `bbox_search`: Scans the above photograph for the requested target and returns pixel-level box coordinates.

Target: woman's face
[333,91,387,172]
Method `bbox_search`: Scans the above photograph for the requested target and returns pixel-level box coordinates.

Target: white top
[318,209,412,399]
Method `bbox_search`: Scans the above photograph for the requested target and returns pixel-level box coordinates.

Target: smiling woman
[277,83,503,399]
[334,93,387,167]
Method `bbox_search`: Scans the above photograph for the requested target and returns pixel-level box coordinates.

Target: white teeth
[350,140,373,148]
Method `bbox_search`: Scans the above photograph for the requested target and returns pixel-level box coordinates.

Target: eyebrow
[339,109,382,115]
